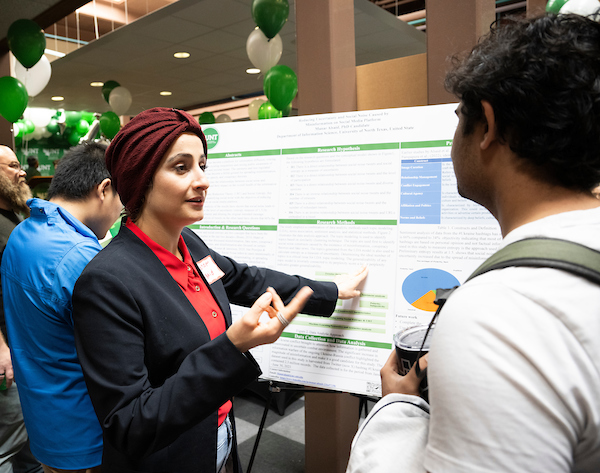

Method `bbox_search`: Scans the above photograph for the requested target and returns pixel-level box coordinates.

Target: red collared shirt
[126,219,231,425]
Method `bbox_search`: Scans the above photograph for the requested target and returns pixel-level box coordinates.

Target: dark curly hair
[445,13,600,191]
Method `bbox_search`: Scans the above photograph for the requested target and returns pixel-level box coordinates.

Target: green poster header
[281,332,391,349]
[278,219,396,226]
[401,139,453,149]
[282,143,399,155]
[208,149,281,159]
[188,224,277,231]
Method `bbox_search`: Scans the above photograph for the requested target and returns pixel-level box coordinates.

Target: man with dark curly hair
[347,13,600,473]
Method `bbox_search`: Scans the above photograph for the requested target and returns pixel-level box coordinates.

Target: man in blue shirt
[2,142,122,473]
[0,144,42,473]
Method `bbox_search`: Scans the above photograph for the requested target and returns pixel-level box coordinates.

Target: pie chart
[402,268,460,312]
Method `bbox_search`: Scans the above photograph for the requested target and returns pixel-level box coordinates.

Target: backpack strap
[419,238,600,391]
[465,237,600,286]
[433,237,600,313]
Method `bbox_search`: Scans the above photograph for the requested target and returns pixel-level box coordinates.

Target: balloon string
[93,0,99,40]
[76,10,80,50]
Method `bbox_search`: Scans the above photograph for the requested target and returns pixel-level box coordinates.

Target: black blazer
[73,226,337,473]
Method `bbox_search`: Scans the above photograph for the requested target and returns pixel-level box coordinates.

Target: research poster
[192,103,501,397]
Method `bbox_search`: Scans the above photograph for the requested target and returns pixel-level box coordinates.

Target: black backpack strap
[466,237,600,285]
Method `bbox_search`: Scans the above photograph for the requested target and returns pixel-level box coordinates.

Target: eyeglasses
[0,162,22,171]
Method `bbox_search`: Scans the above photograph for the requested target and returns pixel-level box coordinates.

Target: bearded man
[0,144,42,473]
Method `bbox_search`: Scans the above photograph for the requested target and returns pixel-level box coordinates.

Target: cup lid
[394,324,434,351]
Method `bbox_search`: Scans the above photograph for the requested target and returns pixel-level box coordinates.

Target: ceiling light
[160,91,172,96]
[51,96,64,101]
[173,52,190,59]
[90,82,104,87]
[246,68,260,74]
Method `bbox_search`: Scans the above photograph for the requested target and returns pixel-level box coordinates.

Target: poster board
[191,103,501,397]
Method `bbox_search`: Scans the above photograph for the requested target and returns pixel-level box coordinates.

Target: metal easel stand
[245,380,376,473]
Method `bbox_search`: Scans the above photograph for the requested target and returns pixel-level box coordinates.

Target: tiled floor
[233,387,376,473]
[234,390,307,473]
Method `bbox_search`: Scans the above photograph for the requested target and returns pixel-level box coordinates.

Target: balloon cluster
[0,20,50,123]
[12,110,97,147]
[12,108,119,147]
[101,80,133,116]
[197,111,232,125]
[197,112,233,124]
[246,0,297,120]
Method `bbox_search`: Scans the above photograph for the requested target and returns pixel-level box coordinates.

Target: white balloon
[32,127,44,141]
[14,55,52,97]
[215,114,232,123]
[109,86,132,116]
[26,107,55,128]
[246,28,283,73]
[41,129,52,139]
[248,98,266,121]
[560,0,600,15]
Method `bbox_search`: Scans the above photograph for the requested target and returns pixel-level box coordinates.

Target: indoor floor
[234,388,375,473]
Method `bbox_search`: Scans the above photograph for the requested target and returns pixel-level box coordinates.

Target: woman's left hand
[226,286,313,353]
[333,265,369,299]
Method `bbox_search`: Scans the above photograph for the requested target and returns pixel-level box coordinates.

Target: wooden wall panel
[357,53,427,111]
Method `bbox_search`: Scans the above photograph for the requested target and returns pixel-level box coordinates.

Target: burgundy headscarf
[105,107,207,215]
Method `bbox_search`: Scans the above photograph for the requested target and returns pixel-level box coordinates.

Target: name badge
[197,256,225,284]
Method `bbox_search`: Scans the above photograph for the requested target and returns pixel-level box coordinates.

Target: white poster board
[191,103,501,397]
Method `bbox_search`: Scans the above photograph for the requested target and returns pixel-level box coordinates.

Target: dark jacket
[0,208,21,338]
[73,226,337,473]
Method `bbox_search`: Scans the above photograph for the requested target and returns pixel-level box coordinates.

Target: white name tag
[197,255,225,285]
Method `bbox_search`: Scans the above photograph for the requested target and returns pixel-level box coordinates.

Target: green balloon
[81,111,95,124]
[99,111,121,139]
[76,119,90,135]
[46,118,60,134]
[0,76,28,123]
[546,0,569,12]
[67,129,81,146]
[7,19,46,69]
[258,101,282,119]
[252,0,289,39]
[102,80,120,103]
[62,126,74,145]
[23,118,35,134]
[263,65,298,111]
[281,102,292,117]
[199,112,216,124]
[65,111,82,127]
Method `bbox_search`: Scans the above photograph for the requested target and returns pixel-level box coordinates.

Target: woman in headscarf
[72,108,367,473]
